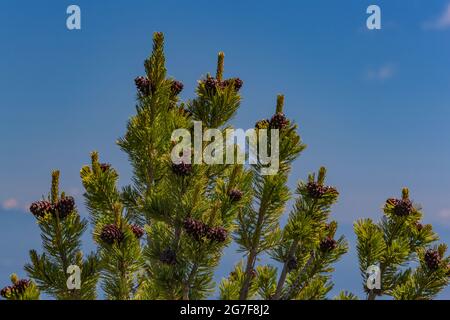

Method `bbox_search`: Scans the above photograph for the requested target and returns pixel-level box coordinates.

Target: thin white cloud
[433,208,450,227]
[2,198,19,210]
[367,65,395,81]
[424,3,450,30]
[69,187,81,197]
[438,208,450,221]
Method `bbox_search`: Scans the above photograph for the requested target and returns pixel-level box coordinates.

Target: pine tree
[0,274,39,300]
[354,188,450,300]
[220,166,348,300]
[81,153,143,300]
[82,32,252,300]
[2,32,449,301]
[24,171,99,299]
[271,167,348,300]
[221,95,307,300]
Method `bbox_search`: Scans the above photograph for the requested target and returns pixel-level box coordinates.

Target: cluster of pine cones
[135,76,184,96]
[172,162,193,176]
[320,236,338,252]
[0,279,31,299]
[171,80,184,96]
[269,112,289,130]
[306,182,338,199]
[29,196,75,219]
[203,76,243,94]
[135,76,151,95]
[424,249,441,270]
[100,224,144,245]
[386,198,413,217]
[183,218,228,243]
[255,113,289,131]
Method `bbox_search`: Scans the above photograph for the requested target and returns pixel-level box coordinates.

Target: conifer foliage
[220,166,348,300]
[0,274,39,300]
[81,152,143,300]
[354,188,450,300]
[117,33,253,300]
[25,171,99,300]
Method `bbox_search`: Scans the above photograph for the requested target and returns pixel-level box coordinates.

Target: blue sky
[1,0,450,299]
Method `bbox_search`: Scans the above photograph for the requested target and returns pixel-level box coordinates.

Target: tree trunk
[273,240,299,300]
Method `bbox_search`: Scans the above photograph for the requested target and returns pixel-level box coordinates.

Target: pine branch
[25,171,99,299]
[82,155,143,300]
[237,96,305,300]
[130,40,250,299]
[355,188,447,300]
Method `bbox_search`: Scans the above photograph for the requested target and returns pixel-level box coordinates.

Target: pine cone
[135,76,151,96]
[306,182,326,199]
[0,286,12,298]
[255,119,270,130]
[13,279,30,294]
[269,112,289,129]
[394,199,413,217]
[55,196,75,219]
[171,80,184,96]
[320,236,337,252]
[287,257,298,272]
[100,224,124,244]
[223,78,243,91]
[305,182,337,199]
[130,224,145,239]
[1,279,31,299]
[160,248,177,265]
[29,200,54,218]
[171,162,192,176]
[386,198,399,207]
[206,226,228,243]
[183,218,208,241]
[386,198,413,217]
[424,249,441,270]
[228,189,243,202]
[415,222,423,231]
[203,77,219,93]
[100,163,111,173]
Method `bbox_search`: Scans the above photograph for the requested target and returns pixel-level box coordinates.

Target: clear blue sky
[1,0,450,299]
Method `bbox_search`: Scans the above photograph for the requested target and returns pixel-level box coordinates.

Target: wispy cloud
[69,187,81,197]
[438,208,450,223]
[367,64,396,81]
[423,3,450,30]
[2,198,19,210]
